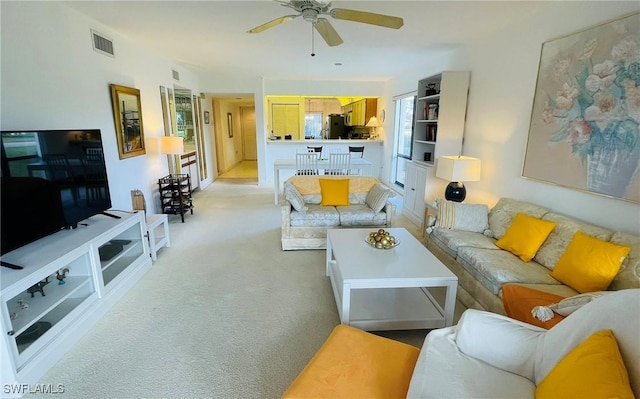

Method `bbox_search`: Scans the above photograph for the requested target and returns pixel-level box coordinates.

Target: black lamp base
[444,182,466,202]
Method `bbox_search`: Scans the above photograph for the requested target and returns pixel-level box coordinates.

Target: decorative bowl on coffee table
[365,229,399,249]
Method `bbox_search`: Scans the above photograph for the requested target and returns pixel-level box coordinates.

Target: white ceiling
[62,1,558,81]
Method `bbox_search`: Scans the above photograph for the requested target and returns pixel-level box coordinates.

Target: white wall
[0,2,203,213]
[387,3,640,234]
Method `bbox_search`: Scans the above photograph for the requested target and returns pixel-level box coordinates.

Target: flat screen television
[0,129,112,256]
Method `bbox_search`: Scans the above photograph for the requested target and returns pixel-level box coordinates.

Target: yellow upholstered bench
[282,325,420,399]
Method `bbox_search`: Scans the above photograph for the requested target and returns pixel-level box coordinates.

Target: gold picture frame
[110,84,146,159]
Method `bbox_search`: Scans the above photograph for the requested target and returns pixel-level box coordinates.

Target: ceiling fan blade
[247,15,298,34]
[315,18,343,47]
[329,8,404,29]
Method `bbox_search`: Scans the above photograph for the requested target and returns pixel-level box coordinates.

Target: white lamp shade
[159,136,184,155]
[435,156,481,182]
[366,116,381,127]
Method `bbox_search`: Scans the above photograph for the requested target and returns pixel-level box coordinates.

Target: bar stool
[348,146,365,158]
[307,146,323,158]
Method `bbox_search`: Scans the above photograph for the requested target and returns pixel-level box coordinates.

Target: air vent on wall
[172,69,180,81]
[91,29,114,57]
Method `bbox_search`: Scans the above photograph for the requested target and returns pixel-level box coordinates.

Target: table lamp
[366,116,381,139]
[435,156,481,202]
[160,135,184,175]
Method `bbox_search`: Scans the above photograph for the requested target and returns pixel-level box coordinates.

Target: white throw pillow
[284,183,308,212]
[365,183,391,213]
[531,291,611,321]
[435,199,489,233]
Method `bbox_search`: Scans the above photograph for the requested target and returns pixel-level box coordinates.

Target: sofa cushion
[287,175,381,205]
[319,178,349,206]
[495,213,557,262]
[435,199,489,233]
[336,204,387,227]
[406,326,535,399]
[550,231,630,293]
[290,205,340,227]
[534,213,614,270]
[365,183,391,213]
[457,247,561,295]
[487,198,548,240]
[503,283,578,298]
[544,291,611,318]
[609,231,640,291]
[536,330,634,399]
[283,182,308,212]
[430,228,497,258]
[536,289,640,392]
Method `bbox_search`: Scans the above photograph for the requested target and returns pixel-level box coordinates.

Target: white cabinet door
[403,161,427,226]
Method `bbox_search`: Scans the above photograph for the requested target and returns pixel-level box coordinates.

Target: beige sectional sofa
[425,198,640,314]
[281,175,395,250]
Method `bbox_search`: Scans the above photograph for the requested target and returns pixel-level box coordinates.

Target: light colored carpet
[31,180,464,398]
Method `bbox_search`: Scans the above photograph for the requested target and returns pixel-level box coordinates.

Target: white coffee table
[326,228,458,331]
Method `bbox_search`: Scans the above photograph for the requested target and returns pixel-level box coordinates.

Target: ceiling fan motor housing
[301,8,319,22]
[249,0,404,49]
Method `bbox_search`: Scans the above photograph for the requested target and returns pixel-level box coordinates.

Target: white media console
[0,211,152,397]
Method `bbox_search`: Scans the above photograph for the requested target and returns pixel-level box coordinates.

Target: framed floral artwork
[523,12,640,203]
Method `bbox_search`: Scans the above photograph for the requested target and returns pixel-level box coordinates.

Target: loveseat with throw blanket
[425,197,639,315]
[280,175,395,250]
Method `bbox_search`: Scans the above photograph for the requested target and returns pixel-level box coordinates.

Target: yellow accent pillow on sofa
[319,179,350,206]
[495,213,557,262]
[536,330,634,399]
[550,231,630,293]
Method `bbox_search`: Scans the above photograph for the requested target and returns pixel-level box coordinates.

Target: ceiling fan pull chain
[310,22,316,57]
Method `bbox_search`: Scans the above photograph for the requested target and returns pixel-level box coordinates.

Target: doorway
[211,95,258,182]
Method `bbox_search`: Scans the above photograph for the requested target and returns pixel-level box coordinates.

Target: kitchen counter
[266,140,384,187]
[266,139,382,144]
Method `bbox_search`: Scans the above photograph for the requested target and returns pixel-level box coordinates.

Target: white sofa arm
[455,309,546,381]
[383,201,396,226]
[281,202,292,238]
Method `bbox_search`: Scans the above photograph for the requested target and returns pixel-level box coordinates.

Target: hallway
[218,160,258,182]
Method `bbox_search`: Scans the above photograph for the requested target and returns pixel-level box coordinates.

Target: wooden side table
[146,214,170,261]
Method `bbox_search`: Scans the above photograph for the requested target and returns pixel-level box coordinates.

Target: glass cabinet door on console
[2,253,97,369]
[97,222,146,288]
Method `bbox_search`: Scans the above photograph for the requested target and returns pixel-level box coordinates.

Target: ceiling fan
[247,0,404,48]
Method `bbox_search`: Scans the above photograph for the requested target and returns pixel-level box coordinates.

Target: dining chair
[296,153,319,175]
[81,155,108,205]
[325,153,351,175]
[307,146,323,158]
[348,146,365,158]
[43,154,80,204]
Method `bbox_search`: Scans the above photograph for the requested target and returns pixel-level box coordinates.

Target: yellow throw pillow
[495,213,557,262]
[536,330,634,399]
[319,179,350,206]
[550,231,630,293]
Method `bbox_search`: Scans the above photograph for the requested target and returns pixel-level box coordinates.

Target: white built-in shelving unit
[403,71,470,226]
